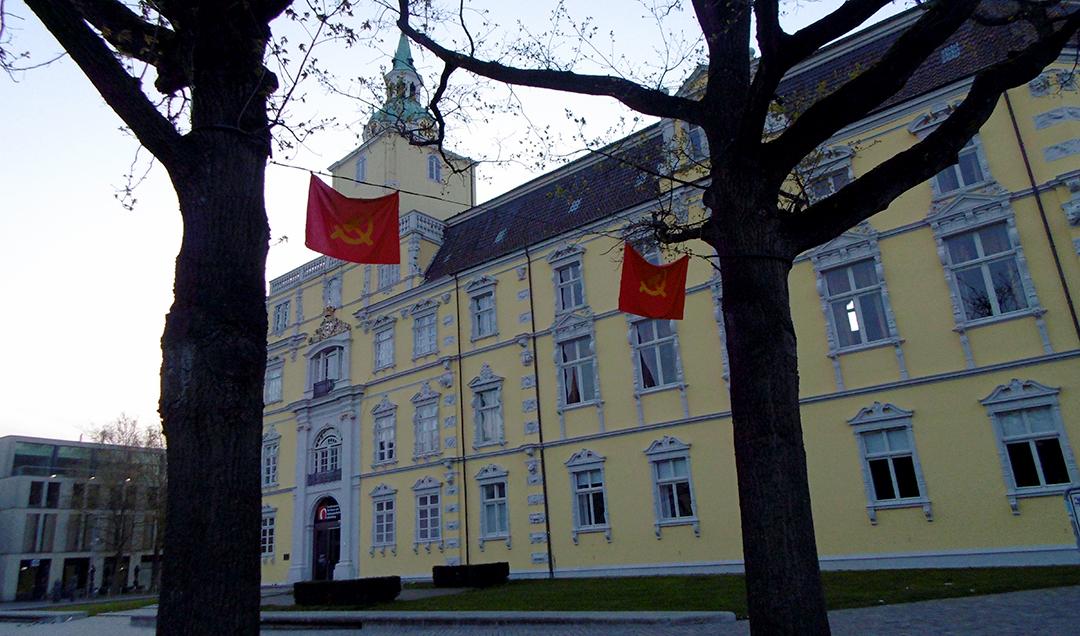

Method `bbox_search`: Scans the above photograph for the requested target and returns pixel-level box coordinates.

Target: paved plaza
[1,586,1078,634]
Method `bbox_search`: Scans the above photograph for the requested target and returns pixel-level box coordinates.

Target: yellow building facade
[260,15,1080,586]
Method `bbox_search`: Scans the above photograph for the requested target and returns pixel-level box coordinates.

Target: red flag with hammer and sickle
[305,174,400,264]
[618,243,690,320]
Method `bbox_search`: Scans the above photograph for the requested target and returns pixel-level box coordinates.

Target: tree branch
[25,0,185,170]
[397,0,703,124]
[784,8,1080,255]
[764,0,980,178]
[784,0,894,67]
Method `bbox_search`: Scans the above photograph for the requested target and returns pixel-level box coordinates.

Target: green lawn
[56,597,158,616]
[266,566,1080,617]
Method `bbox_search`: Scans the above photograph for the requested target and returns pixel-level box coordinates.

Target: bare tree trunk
[157,127,269,634]
[717,215,830,636]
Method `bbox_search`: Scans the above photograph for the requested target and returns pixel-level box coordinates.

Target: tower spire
[364,33,433,141]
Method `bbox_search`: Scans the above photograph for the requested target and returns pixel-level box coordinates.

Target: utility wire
[269,159,472,207]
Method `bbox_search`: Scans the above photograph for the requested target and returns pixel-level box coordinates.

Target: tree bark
[715,204,830,635]
[157,127,270,635]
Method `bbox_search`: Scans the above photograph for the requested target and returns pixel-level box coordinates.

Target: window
[555,262,585,311]
[565,449,609,543]
[935,139,984,194]
[323,276,342,309]
[808,167,851,202]
[412,311,438,357]
[28,481,43,507]
[477,466,509,546]
[66,513,91,552]
[23,513,56,552]
[559,336,597,405]
[264,362,283,404]
[982,380,1077,512]
[943,222,1029,321]
[427,155,442,182]
[260,514,275,557]
[355,155,366,182]
[377,264,399,290]
[687,125,707,159]
[374,324,394,371]
[471,291,497,339]
[311,428,341,476]
[632,319,680,390]
[822,260,890,348]
[311,346,342,395]
[372,490,396,547]
[413,477,442,548]
[272,301,290,334]
[469,364,505,448]
[848,403,931,524]
[262,441,279,487]
[374,414,396,465]
[413,400,440,458]
[644,436,700,536]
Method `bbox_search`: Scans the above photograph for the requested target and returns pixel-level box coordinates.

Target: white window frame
[930,198,1045,337]
[260,508,276,559]
[934,138,987,196]
[469,364,505,449]
[908,104,993,200]
[371,316,396,372]
[981,379,1079,513]
[565,449,611,544]
[476,464,510,549]
[323,275,342,309]
[377,264,400,290]
[412,476,443,552]
[264,358,284,404]
[411,382,441,459]
[310,427,341,479]
[370,484,396,554]
[848,402,932,524]
[629,318,684,393]
[644,436,700,538]
[261,426,280,488]
[802,145,854,203]
[465,275,499,341]
[271,300,290,334]
[411,308,438,359]
[371,396,398,467]
[686,124,708,161]
[548,244,587,313]
[355,154,367,183]
[427,154,442,182]
[557,334,598,407]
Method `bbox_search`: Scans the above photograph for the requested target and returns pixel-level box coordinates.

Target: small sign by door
[316,503,341,522]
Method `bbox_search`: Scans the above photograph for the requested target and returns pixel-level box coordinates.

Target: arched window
[427,155,442,182]
[311,428,341,476]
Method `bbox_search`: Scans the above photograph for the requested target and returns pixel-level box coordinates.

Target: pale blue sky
[0,1,912,440]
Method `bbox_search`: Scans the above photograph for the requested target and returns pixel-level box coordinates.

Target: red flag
[305,174,400,264]
[618,243,690,320]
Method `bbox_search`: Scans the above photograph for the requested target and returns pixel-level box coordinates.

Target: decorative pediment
[262,423,281,442]
[908,102,957,135]
[565,448,606,468]
[411,382,440,405]
[412,475,441,491]
[465,275,498,294]
[552,308,594,339]
[370,483,397,497]
[848,402,913,426]
[407,297,440,317]
[644,435,691,456]
[367,314,396,333]
[811,221,877,266]
[812,145,855,172]
[928,191,1011,230]
[371,395,397,416]
[546,243,585,265]
[468,363,504,390]
[475,464,508,481]
[262,504,277,515]
[310,306,351,344]
[981,379,1059,406]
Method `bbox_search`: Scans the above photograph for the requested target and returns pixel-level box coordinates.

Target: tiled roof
[424,130,665,280]
[423,5,1062,280]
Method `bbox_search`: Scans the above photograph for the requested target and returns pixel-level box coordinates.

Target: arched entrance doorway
[312,496,341,581]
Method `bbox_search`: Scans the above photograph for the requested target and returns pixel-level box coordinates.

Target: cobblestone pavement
[2,586,1078,635]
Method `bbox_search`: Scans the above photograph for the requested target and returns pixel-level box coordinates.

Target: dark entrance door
[16,559,51,601]
[62,558,90,599]
[312,497,341,581]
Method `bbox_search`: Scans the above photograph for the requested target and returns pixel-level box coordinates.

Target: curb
[132,610,736,628]
[0,611,89,624]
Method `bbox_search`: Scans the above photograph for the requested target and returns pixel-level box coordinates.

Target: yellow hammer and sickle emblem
[330,214,375,246]
[639,271,668,297]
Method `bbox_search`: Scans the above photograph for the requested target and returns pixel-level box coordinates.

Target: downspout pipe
[525,245,556,578]
[1003,90,1080,345]
[452,273,471,565]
